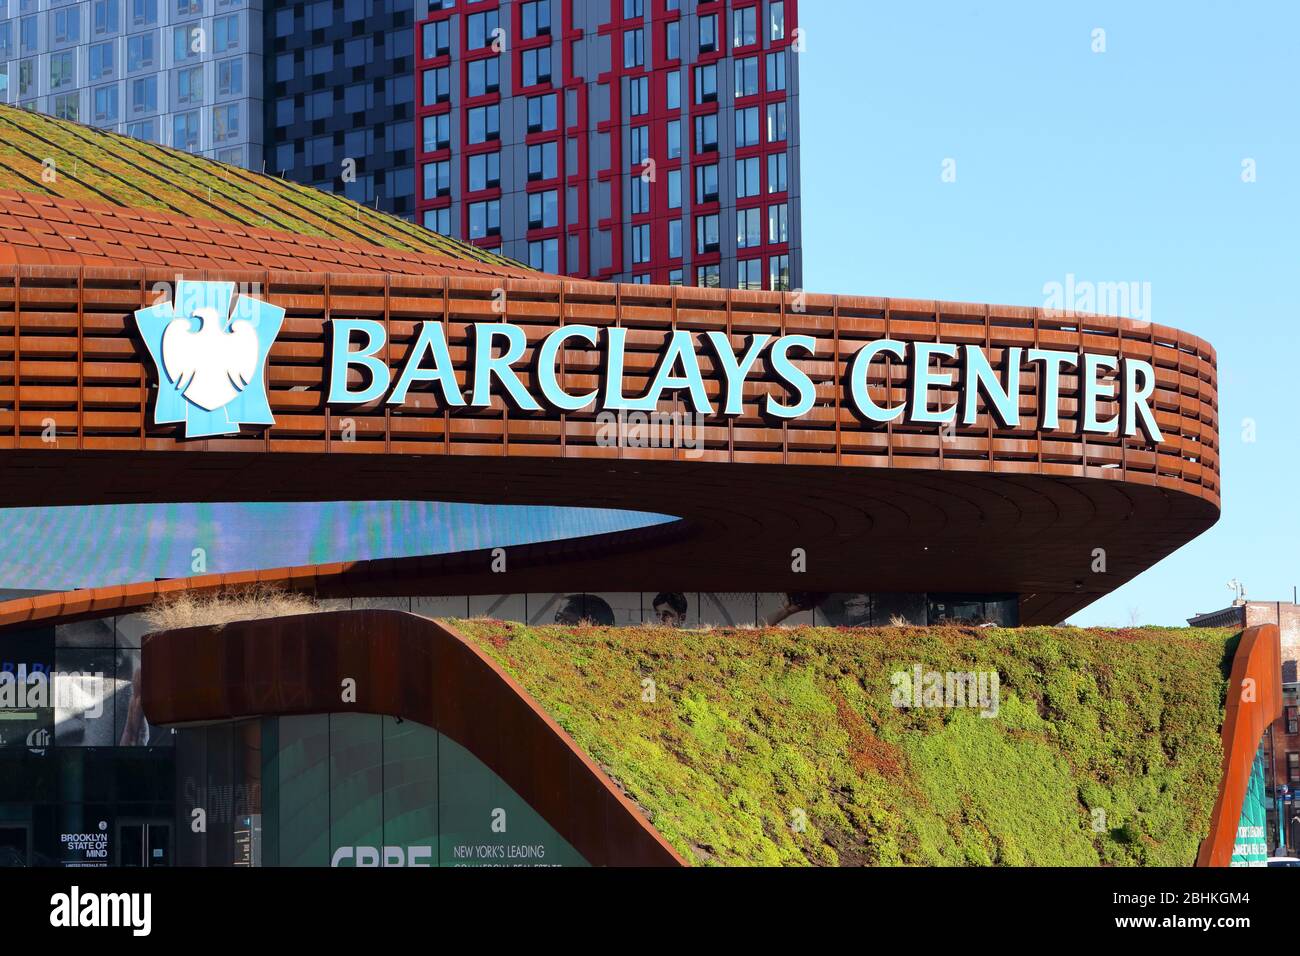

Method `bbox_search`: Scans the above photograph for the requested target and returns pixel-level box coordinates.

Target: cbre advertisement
[1231,748,1269,866]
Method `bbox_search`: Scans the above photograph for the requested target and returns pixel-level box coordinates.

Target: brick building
[1261,683,1300,855]
[1188,600,1300,681]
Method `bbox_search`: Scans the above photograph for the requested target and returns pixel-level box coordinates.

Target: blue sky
[799,0,1300,625]
[1,2,1294,626]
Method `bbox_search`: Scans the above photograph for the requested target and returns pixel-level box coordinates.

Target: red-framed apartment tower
[415,0,801,290]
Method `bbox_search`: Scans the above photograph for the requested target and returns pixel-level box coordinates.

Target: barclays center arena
[0,105,1219,868]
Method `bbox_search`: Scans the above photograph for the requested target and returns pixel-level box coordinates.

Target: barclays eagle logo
[134,280,285,438]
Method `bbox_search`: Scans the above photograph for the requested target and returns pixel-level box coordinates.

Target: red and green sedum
[456,621,1236,866]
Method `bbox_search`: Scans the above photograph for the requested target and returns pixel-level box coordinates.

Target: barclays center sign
[137,281,1165,443]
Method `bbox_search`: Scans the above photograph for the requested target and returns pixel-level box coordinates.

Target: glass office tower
[0,0,264,168]
[263,0,416,217]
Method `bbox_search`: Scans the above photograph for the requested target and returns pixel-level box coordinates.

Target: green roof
[455,620,1237,866]
[0,104,520,267]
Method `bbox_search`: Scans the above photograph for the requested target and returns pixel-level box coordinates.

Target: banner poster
[1230,746,1269,866]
